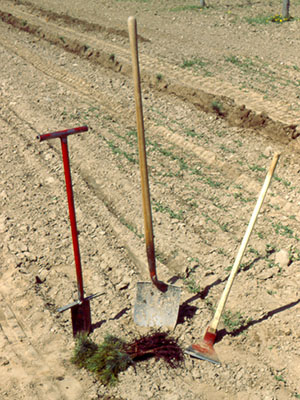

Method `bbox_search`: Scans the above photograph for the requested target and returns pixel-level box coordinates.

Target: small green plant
[153,199,183,220]
[257,231,264,239]
[220,222,230,232]
[288,246,300,263]
[222,310,251,332]
[202,212,229,232]
[184,129,204,139]
[184,277,201,294]
[249,164,266,172]
[244,15,271,25]
[212,100,223,115]
[219,144,235,154]
[181,58,207,69]
[272,222,294,238]
[107,139,137,164]
[171,5,203,12]
[274,374,286,383]
[217,247,227,255]
[273,173,292,187]
[234,139,243,147]
[248,246,259,256]
[215,130,226,137]
[225,55,241,65]
[233,192,254,203]
[119,217,143,239]
[156,73,163,81]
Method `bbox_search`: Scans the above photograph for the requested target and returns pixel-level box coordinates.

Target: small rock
[191,367,201,379]
[0,357,9,366]
[292,124,300,139]
[257,269,274,280]
[263,146,273,157]
[275,249,290,268]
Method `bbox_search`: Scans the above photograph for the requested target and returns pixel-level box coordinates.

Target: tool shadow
[215,298,300,343]
[91,307,130,332]
[174,253,271,325]
[176,276,225,324]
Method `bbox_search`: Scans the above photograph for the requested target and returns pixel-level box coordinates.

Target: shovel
[37,126,100,336]
[128,16,181,330]
[185,152,280,363]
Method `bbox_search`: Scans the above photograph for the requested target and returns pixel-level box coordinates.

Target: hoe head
[185,328,220,365]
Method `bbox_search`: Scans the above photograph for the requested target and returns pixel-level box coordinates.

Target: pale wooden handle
[128,16,157,280]
[210,152,280,331]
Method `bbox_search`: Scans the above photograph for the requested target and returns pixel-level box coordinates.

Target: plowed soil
[0,1,300,399]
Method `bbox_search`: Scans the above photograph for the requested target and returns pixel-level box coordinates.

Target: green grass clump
[72,334,132,386]
[71,333,98,368]
[72,332,184,385]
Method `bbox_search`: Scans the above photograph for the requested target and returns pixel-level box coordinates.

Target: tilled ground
[0,1,300,399]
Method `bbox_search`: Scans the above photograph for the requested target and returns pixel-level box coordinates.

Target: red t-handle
[37,126,88,142]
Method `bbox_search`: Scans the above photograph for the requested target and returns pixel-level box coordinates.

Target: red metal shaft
[60,136,84,302]
[37,126,88,302]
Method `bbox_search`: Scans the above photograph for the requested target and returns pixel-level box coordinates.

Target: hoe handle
[128,17,165,291]
[210,152,280,332]
[37,126,88,141]
[37,126,89,302]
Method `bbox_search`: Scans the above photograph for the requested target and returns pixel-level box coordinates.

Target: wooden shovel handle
[209,152,280,332]
[128,16,164,288]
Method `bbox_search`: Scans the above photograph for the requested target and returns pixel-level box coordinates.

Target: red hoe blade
[186,153,280,364]
[185,327,220,364]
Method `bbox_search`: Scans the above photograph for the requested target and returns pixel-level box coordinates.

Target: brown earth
[0,0,300,399]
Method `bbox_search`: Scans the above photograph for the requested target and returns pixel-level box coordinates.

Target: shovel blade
[71,299,91,337]
[134,282,181,330]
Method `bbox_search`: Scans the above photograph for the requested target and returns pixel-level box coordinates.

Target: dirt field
[0,0,300,399]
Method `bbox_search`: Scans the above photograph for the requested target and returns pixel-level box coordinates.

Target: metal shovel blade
[70,299,91,337]
[134,282,181,330]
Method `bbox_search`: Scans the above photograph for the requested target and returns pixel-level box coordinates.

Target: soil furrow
[1,2,300,399]
[1,0,299,138]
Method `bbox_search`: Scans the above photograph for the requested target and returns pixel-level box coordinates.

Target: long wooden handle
[128,16,157,283]
[210,152,280,331]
